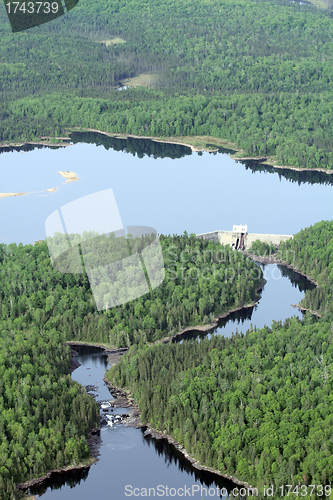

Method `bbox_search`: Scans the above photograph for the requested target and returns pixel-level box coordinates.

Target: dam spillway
[196,225,293,251]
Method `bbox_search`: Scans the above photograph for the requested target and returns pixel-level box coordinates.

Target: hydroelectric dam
[197,224,293,251]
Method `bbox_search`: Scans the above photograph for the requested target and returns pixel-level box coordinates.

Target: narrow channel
[30,263,315,499]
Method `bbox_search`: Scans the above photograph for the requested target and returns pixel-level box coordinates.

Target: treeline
[2,0,333,168]
[108,317,333,495]
[0,327,99,500]
[3,90,333,169]
[108,221,333,494]
[279,220,333,315]
[248,240,277,256]
[0,234,264,348]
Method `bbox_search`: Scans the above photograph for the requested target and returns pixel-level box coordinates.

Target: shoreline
[16,349,100,493]
[16,256,317,494]
[243,251,319,287]
[103,379,255,491]
[243,252,321,316]
[2,129,333,176]
[101,258,319,492]
[16,457,98,492]
[68,128,333,176]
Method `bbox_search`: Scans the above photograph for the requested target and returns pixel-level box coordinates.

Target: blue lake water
[1,134,332,246]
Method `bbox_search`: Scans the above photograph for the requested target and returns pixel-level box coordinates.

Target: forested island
[2,0,333,169]
[108,220,333,495]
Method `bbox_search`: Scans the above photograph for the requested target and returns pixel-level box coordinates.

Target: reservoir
[0,133,330,498]
[0,132,332,246]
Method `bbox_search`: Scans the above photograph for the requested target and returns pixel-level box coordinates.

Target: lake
[0,132,332,246]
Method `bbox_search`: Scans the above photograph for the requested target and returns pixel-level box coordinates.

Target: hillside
[2,0,333,169]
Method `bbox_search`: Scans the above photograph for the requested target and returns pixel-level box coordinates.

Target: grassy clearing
[66,339,117,350]
[306,0,332,8]
[98,38,126,46]
[120,73,158,88]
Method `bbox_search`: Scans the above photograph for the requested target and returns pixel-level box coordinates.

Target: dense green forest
[108,222,333,495]
[0,327,99,499]
[0,234,263,497]
[279,220,333,316]
[2,0,333,168]
[0,235,264,347]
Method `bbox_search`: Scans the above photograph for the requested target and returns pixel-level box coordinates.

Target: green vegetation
[0,327,99,499]
[108,222,333,495]
[2,0,333,168]
[279,220,333,316]
[0,235,264,348]
[0,233,263,497]
[248,240,277,256]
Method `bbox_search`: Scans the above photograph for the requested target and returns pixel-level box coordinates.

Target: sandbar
[0,192,26,198]
[58,170,79,182]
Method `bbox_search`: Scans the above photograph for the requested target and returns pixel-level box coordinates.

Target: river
[28,261,313,499]
[0,133,330,498]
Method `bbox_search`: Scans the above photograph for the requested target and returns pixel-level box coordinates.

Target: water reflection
[71,131,333,185]
[241,159,333,186]
[277,265,316,292]
[143,432,235,494]
[30,468,90,496]
[69,132,192,160]
[0,143,64,155]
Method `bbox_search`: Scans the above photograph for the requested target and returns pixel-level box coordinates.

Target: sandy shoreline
[0,192,26,198]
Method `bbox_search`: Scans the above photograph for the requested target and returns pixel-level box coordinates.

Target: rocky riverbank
[104,374,255,490]
[243,251,319,287]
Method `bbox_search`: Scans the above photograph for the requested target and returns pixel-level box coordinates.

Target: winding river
[0,133,331,498]
[28,262,314,499]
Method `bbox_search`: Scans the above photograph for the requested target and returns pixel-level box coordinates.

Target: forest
[0,234,264,347]
[279,220,333,316]
[2,0,333,168]
[0,327,100,499]
[0,233,264,498]
[108,221,333,496]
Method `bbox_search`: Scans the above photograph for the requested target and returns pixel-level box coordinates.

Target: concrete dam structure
[197,224,293,251]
